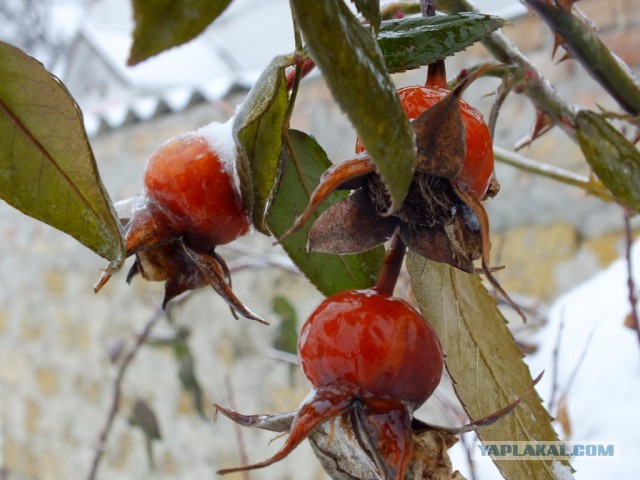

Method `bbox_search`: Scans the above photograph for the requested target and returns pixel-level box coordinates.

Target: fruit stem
[423,0,448,89]
[426,60,447,89]
[374,232,406,296]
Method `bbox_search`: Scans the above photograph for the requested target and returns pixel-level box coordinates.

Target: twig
[494,146,616,203]
[224,375,251,480]
[87,306,165,480]
[524,0,640,114]
[548,309,565,413]
[436,0,579,139]
[221,243,300,275]
[265,348,300,366]
[623,208,640,346]
[562,323,598,397]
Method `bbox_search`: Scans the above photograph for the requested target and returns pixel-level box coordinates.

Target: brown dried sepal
[308,172,483,273]
[94,196,266,324]
[413,88,465,180]
[214,400,464,480]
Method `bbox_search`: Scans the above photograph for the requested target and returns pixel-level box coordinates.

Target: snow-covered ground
[451,241,640,479]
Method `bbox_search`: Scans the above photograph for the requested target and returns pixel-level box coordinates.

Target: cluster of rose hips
[94,25,514,477]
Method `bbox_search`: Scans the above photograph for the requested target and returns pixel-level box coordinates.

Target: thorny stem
[623,208,640,348]
[494,146,616,203]
[436,0,579,139]
[88,306,165,480]
[374,232,407,296]
[525,0,640,115]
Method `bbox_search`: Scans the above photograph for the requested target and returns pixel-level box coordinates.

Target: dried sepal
[181,245,268,324]
[400,204,482,274]
[413,89,466,179]
[308,189,397,254]
[216,388,352,475]
[279,156,376,243]
[126,241,205,308]
[215,396,463,480]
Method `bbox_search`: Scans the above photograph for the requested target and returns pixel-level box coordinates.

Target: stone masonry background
[1,1,639,479]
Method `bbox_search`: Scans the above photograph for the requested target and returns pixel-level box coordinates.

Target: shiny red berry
[298,288,444,407]
[142,126,249,251]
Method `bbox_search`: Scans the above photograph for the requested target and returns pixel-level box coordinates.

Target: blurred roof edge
[63,0,526,137]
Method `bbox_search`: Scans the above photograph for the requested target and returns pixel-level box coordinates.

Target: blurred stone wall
[1,1,639,479]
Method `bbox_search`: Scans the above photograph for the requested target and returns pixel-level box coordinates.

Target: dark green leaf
[291,0,415,213]
[267,130,383,295]
[406,253,569,480]
[0,42,125,266]
[576,110,640,212]
[233,55,292,234]
[353,0,381,35]
[130,399,162,440]
[378,13,505,73]
[175,338,206,418]
[272,295,298,355]
[129,0,232,65]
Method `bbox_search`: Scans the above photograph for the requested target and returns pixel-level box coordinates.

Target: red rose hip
[142,124,249,250]
[299,288,444,407]
[356,84,495,199]
[94,121,264,322]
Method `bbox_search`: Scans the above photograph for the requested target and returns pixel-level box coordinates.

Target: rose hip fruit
[94,122,264,322]
[356,84,494,199]
[139,127,249,251]
[217,288,444,478]
[299,288,444,407]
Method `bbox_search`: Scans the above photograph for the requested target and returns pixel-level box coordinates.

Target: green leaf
[378,13,505,73]
[576,110,640,212]
[130,399,162,440]
[267,130,383,295]
[406,253,569,480]
[233,55,292,234]
[353,0,382,35]
[0,42,125,266]
[291,0,415,213]
[272,295,299,355]
[129,0,233,65]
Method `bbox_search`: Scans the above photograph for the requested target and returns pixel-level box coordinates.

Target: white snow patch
[551,461,574,480]
[195,118,238,180]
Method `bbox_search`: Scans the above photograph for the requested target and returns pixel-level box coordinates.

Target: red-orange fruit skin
[298,289,444,407]
[143,134,249,250]
[356,85,494,198]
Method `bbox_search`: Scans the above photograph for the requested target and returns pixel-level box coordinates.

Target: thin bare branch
[623,208,640,347]
[87,306,165,480]
[494,146,616,203]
